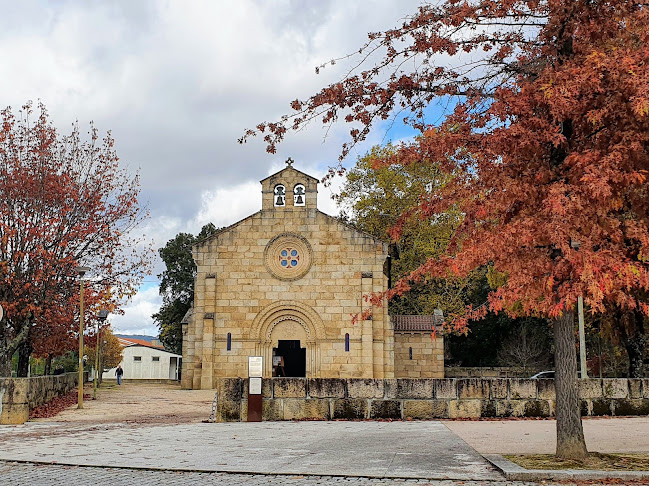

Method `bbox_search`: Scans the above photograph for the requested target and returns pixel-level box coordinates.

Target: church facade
[181,162,443,390]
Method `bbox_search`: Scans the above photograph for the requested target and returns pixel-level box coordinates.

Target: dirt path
[35,382,216,425]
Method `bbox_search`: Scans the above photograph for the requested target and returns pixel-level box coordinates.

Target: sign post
[247,356,263,422]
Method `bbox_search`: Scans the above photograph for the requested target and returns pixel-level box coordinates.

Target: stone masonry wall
[214,377,649,422]
[393,333,444,378]
[0,372,79,425]
[183,166,392,389]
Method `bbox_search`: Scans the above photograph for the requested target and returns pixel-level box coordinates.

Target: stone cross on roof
[285,157,294,167]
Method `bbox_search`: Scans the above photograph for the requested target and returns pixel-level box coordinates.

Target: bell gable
[261,158,319,210]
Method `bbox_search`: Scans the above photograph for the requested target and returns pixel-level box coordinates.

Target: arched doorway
[251,301,325,377]
[270,319,307,377]
[273,340,306,377]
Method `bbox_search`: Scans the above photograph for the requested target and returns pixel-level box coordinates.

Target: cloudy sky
[2,0,424,335]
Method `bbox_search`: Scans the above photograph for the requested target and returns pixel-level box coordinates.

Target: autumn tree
[245,1,649,459]
[339,146,551,366]
[100,329,123,369]
[84,327,123,376]
[29,294,79,375]
[336,145,469,316]
[337,145,496,320]
[0,102,153,377]
[153,223,218,354]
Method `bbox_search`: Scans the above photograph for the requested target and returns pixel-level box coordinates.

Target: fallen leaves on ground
[29,387,91,419]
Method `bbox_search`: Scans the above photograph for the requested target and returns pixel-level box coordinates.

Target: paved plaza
[0,421,501,480]
[1,383,648,485]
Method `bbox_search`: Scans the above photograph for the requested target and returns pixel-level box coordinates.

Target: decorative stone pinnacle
[285,157,294,167]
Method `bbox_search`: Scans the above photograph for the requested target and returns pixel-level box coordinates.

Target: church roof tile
[392,314,444,331]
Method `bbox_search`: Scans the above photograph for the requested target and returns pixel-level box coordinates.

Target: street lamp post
[577,295,587,378]
[94,310,109,400]
[570,240,588,378]
[75,266,91,409]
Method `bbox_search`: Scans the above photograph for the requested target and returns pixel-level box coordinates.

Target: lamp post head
[97,309,109,322]
[74,266,91,278]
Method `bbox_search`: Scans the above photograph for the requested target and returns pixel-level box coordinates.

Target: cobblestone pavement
[0,461,580,486]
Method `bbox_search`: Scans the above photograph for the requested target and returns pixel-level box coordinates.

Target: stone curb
[483,453,649,481]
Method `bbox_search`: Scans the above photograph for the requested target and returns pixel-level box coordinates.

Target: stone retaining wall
[0,372,80,425]
[215,377,649,422]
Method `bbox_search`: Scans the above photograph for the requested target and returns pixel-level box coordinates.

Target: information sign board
[249,377,262,395]
[248,356,263,378]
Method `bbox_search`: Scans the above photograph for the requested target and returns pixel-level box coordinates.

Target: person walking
[115,365,124,385]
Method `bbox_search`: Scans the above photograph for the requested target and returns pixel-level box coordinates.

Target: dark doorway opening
[273,340,306,377]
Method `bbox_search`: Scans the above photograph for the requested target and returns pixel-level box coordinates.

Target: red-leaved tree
[244,1,649,459]
[0,102,154,377]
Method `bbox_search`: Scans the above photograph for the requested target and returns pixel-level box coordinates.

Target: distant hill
[115,334,158,343]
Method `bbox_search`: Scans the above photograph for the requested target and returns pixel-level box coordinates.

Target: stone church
[181,161,443,390]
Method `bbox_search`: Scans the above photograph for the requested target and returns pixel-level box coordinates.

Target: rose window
[264,233,312,281]
[279,248,299,268]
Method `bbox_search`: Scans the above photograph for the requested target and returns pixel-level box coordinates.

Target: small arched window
[345,333,350,352]
[293,184,306,206]
[409,347,413,360]
[274,185,286,207]
[227,332,232,351]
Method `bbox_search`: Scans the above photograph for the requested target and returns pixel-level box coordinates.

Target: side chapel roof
[392,314,444,332]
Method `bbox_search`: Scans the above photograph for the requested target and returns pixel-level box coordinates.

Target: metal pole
[78,278,84,409]
[578,295,587,378]
[599,336,602,379]
[99,338,104,385]
[93,321,100,400]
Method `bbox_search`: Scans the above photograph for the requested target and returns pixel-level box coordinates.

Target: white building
[103,338,182,381]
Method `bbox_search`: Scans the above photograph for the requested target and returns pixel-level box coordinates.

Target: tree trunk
[0,351,11,377]
[553,310,588,459]
[624,333,646,378]
[44,354,53,375]
[621,309,646,378]
[17,341,31,377]
[0,331,10,376]
[0,315,32,377]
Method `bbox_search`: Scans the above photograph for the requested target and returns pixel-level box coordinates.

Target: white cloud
[110,284,161,336]
[192,182,262,230]
[1,0,425,339]
[0,0,423,217]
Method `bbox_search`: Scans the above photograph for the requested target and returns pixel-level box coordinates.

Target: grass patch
[505,453,649,471]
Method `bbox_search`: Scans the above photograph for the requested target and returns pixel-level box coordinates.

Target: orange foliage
[247,1,649,329]
[0,102,154,371]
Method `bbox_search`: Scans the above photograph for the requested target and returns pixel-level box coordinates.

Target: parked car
[530,370,583,379]
[530,370,555,379]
